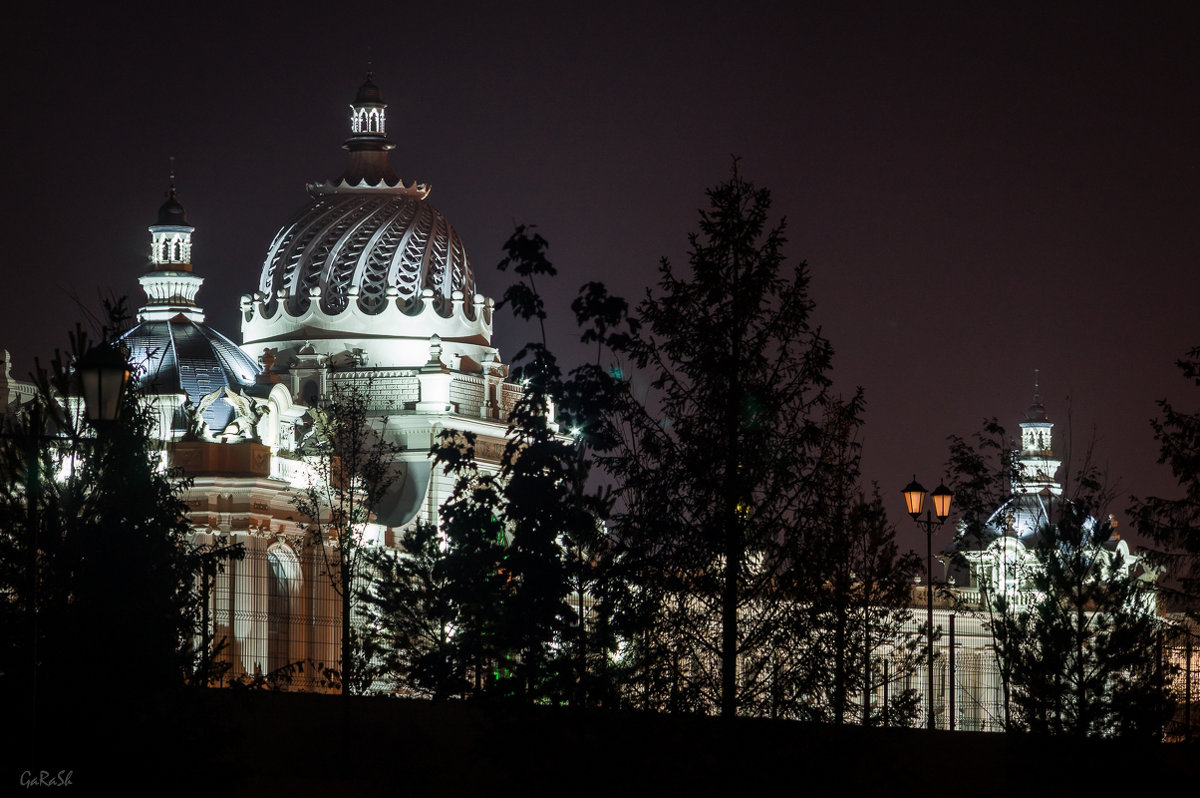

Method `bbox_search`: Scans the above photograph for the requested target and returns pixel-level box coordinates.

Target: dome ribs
[241,78,495,355]
[257,194,474,322]
[292,197,378,313]
[259,191,480,320]
[389,203,433,307]
[320,196,390,314]
[427,214,452,312]
[124,324,179,395]
[450,234,474,310]
[258,222,295,312]
[120,315,260,434]
[271,197,351,313]
[358,197,421,314]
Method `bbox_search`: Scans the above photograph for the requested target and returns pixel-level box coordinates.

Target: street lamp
[24,341,131,626]
[75,343,131,424]
[22,342,130,752]
[902,476,953,730]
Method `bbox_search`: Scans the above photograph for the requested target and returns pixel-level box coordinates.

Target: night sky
[4,2,1198,553]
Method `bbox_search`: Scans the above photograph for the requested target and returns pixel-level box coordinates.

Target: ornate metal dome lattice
[259,192,473,318]
[254,76,475,321]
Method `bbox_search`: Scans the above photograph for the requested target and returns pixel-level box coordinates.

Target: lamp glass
[902,477,926,518]
[77,345,130,422]
[931,483,953,520]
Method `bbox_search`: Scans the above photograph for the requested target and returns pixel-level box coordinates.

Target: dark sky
[3,1,1198,553]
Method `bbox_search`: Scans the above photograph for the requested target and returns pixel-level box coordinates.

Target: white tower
[121,183,261,439]
[1014,372,1062,497]
[139,179,205,323]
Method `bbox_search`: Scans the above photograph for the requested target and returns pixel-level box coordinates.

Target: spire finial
[1033,368,1040,405]
[168,155,177,195]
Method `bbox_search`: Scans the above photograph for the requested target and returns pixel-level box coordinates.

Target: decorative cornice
[241,288,494,344]
[138,272,205,322]
[306,178,431,199]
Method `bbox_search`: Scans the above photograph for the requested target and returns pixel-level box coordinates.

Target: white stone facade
[134,76,521,689]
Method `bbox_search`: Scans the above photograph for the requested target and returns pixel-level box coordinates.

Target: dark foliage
[945,418,1014,551]
[1131,346,1200,616]
[361,523,461,697]
[782,483,923,725]
[430,226,620,704]
[0,302,219,708]
[583,166,874,717]
[943,419,1020,727]
[994,494,1171,737]
[947,419,1171,737]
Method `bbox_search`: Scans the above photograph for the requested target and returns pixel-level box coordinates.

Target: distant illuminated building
[887,390,1159,731]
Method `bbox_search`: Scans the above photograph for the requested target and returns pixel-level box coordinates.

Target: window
[267,549,293,674]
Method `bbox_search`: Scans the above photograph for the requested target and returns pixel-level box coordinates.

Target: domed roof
[121,317,261,433]
[1025,370,1047,421]
[157,188,189,227]
[258,191,474,317]
[130,181,262,436]
[355,74,383,104]
[255,76,475,319]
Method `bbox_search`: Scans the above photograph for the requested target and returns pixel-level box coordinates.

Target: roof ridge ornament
[307,177,431,199]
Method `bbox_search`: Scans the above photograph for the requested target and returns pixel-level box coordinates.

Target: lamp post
[902,476,952,730]
[25,343,130,623]
[25,342,129,762]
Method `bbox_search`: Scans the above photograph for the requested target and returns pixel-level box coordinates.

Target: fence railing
[193,551,1200,737]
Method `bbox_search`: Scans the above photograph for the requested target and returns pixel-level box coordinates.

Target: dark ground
[5,690,1192,796]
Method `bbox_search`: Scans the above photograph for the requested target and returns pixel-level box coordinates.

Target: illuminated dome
[123,184,261,436]
[122,321,260,433]
[254,74,475,319]
[242,76,495,370]
[258,191,474,317]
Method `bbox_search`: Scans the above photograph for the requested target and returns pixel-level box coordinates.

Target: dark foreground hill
[4,689,1192,796]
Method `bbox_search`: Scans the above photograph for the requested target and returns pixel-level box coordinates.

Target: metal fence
[193,553,1200,736]
[874,609,1200,736]
[201,544,345,693]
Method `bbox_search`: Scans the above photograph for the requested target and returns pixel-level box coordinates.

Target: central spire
[306,75,429,197]
[338,73,400,187]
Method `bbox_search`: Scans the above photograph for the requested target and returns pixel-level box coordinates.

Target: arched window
[267,548,294,674]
